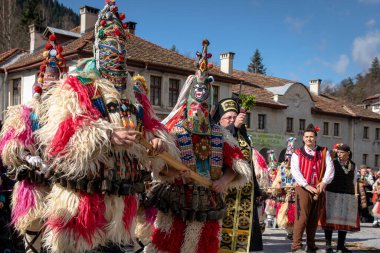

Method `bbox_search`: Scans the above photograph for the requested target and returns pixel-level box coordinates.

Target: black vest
[326,159,355,194]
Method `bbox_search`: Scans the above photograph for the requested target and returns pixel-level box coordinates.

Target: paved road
[260,223,380,253]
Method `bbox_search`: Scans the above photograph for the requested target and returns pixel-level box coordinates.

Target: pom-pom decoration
[34,85,42,94]
[43,51,49,58]
[49,34,56,42]
[118,13,125,21]
[314,126,320,132]
[100,20,106,27]
[56,45,63,53]
[45,43,53,50]
[40,65,46,72]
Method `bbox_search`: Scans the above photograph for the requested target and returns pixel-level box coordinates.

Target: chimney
[220,52,235,75]
[29,24,45,53]
[80,6,100,34]
[126,21,137,35]
[309,79,322,96]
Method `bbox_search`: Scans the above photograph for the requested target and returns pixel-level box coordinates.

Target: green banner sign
[248,131,286,148]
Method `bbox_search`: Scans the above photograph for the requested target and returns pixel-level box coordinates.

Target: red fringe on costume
[46,193,107,246]
[65,76,101,118]
[123,195,138,237]
[48,116,86,156]
[287,203,295,224]
[223,142,245,168]
[164,104,186,132]
[196,220,220,253]
[151,217,187,253]
[48,76,102,157]
[134,91,166,133]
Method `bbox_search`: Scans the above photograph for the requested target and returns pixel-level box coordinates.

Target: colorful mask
[95,0,129,90]
[285,137,296,159]
[182,40,214,135]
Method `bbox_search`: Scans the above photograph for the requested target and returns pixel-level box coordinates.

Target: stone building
[1,6,380,168]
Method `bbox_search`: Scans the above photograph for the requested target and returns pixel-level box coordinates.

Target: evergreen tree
[21,0,44,26]
[369,57,380,80]
[247,49,267,75]
[170,44,179,53]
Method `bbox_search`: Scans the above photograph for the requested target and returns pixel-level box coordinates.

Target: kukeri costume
[271,137,296,239]
[145,40,251,253]
[212,98,263,252]
[0,35,66,253]
[36,1,176,252]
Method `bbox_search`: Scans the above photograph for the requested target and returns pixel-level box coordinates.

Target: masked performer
[145,40,251,253]
[36,1,177,252]
[0,35,66,253]
[212,97,263,252]
[271,137,297,241]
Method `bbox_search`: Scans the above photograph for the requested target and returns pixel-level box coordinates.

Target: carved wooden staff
[136,135,213,187]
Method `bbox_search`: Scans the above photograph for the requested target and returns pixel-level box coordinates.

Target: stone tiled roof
[0,48,27,65]
[312,94,380,121]
[231,69,296,88]
[231,83,288,109]
[6,31,241,84]
[4,29,380,122]
[363,94,380,102]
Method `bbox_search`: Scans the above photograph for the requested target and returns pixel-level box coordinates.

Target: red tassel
[40,65,46,72]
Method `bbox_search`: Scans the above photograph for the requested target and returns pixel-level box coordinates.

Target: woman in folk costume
[320,144,359,253]
[372,177,380,227]
[0,35,66,253]
[36,1,177,252]
[212,97,263,252]
[271,137,297,241]
[144,40,251,253]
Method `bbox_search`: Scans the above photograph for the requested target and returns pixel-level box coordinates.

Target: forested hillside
[322,57,380,104]
[0,0,79,52]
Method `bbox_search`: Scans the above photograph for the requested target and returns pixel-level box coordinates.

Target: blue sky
[58,0,380,86]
